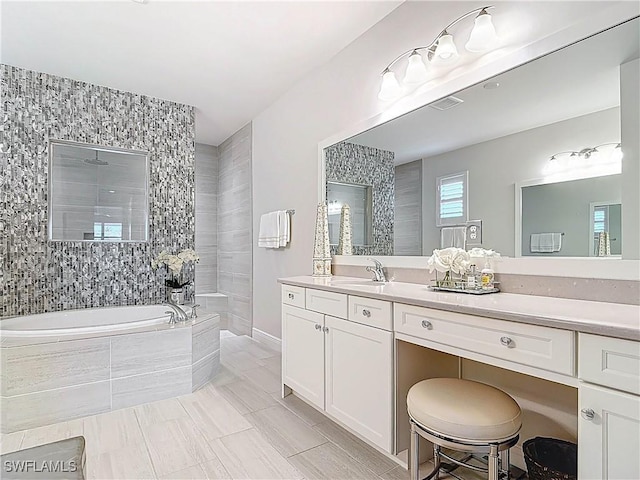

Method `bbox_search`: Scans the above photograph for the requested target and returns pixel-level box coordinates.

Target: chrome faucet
[163,303,188,324]
[366,258,387,283]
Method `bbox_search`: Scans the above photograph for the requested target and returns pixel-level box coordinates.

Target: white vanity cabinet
[578,333,640,479]
[281,287,394,452]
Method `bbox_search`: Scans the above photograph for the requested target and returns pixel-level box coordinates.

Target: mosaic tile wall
[325,142,394,256]
[0,64,196,317]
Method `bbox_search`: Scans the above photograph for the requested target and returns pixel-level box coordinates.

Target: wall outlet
[466,220,482,246]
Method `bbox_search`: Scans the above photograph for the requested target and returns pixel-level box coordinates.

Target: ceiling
[0,0,401,146]
[348,17,639,164]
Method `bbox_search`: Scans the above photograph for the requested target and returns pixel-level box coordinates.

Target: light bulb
[378,70,401,101]
[403,51,428,84]
[465,10,498,52]
[434,32,458,61]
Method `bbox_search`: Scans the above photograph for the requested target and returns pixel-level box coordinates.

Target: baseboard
[252,327,282,352]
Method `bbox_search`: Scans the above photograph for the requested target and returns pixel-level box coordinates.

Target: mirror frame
[317,15,640,279]
[48,139,151,243]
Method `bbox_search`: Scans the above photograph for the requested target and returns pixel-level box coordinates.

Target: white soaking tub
[0,305,221,434]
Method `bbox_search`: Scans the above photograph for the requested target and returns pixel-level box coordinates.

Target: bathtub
[0,305,172,338]
[0,305,221,434]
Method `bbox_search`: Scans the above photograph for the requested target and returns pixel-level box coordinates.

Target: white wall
[421,107,621,257]
[621,58,640,259]
[252,1,639,339]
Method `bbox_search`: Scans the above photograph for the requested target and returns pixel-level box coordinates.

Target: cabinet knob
[362,309,371,317]
[581,408,595,421]
[288,293,294,299]
[322,326,329,333]
[315,323,322,331]
[421,320,432,329]
[500,336,514,347]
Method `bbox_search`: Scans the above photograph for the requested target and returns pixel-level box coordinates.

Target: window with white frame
[436,171,468,226]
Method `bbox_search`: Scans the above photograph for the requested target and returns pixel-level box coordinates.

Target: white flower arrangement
[468,247,501,260]
[152,248,199,287]
[427,247,471,275]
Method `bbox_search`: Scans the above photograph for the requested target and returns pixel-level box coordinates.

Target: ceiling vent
[429,96,464,111]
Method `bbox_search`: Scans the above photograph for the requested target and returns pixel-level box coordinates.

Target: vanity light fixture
[378,6,498,101]
[544,143,623,176]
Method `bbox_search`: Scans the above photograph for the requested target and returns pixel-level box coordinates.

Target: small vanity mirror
[49,140,149,242]
[327,181,373,246]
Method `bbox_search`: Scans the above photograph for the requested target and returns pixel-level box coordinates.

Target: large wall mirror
[49,140,149,242]
[323,17,639,258]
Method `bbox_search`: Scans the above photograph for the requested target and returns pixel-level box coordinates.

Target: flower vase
[167,286,186,305]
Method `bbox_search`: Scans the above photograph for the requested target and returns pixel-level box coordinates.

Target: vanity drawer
[579,333,640,395]
[394,304,575,376]
[306,289,348,319]
[282,285,305,308]
[349,296,393,331]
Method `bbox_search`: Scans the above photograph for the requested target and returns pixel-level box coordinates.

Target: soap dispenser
[480,261,495,290]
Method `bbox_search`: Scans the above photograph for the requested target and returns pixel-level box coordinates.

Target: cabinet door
[282,304,325,409]
[324,315,393,452]
[578,383,640,479]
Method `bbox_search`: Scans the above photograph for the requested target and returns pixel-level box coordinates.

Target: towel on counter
[530,232,562,253]
[258,211,291,248]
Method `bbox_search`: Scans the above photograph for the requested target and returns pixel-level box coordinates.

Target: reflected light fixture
[543,143,623,176]
[378,5,498,101]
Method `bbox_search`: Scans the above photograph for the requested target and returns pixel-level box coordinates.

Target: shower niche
[48,140,149,242]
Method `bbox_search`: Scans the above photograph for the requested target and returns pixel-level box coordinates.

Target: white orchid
[152,248,200,287]
[427,247,471,275]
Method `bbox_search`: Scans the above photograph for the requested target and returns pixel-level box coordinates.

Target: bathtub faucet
[163,303,189,324]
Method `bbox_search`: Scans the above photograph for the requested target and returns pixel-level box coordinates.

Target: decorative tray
[429,282,500,295]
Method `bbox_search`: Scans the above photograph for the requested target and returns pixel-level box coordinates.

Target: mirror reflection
[49,140,149,242]
[327,181,373,247]
[324,18,639,258]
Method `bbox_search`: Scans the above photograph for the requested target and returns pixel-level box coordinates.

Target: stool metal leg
[488,444,499,480]
[410,421,420,480]
[433,444,441,480]
[500,449,510,479]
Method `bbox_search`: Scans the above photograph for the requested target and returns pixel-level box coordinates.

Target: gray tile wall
[0,64,195,317]
[195,143,219,294]
[325,142,394,256]
[394,160,423,256]
[217,123,252,335]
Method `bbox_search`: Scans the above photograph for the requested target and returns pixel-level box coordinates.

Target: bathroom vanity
[279,276,640,478]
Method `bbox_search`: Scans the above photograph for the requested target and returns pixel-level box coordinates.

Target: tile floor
[0,332,482,480]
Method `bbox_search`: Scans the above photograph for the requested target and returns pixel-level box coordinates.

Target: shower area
[194,123,253,336]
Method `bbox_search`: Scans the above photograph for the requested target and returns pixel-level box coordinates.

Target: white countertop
[279,276,640,341]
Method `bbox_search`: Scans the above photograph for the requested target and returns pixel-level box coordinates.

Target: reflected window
[327,181,373,246]
[437,171,468,226]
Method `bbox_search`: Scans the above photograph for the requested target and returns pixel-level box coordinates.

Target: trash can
[523,437,577,480]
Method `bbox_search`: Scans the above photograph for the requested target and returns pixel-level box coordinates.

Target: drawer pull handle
[421,320,432,329]
[500,336,514,347]
[362,309,371,317]
[315,324,322,331]
[288,293,294,299]
[581,408,595,421]
[322,326,329,333]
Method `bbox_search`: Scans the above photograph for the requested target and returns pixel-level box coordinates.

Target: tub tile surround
[0,64,196,318]
[0,314,221,433]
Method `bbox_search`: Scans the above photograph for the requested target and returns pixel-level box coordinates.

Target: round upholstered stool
[407,378,522,480]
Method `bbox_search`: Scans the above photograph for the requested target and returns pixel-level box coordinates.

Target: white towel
[278,210,290,247]
[440,226,467,249]
[258,212,280,248]
[530,233,562,253]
